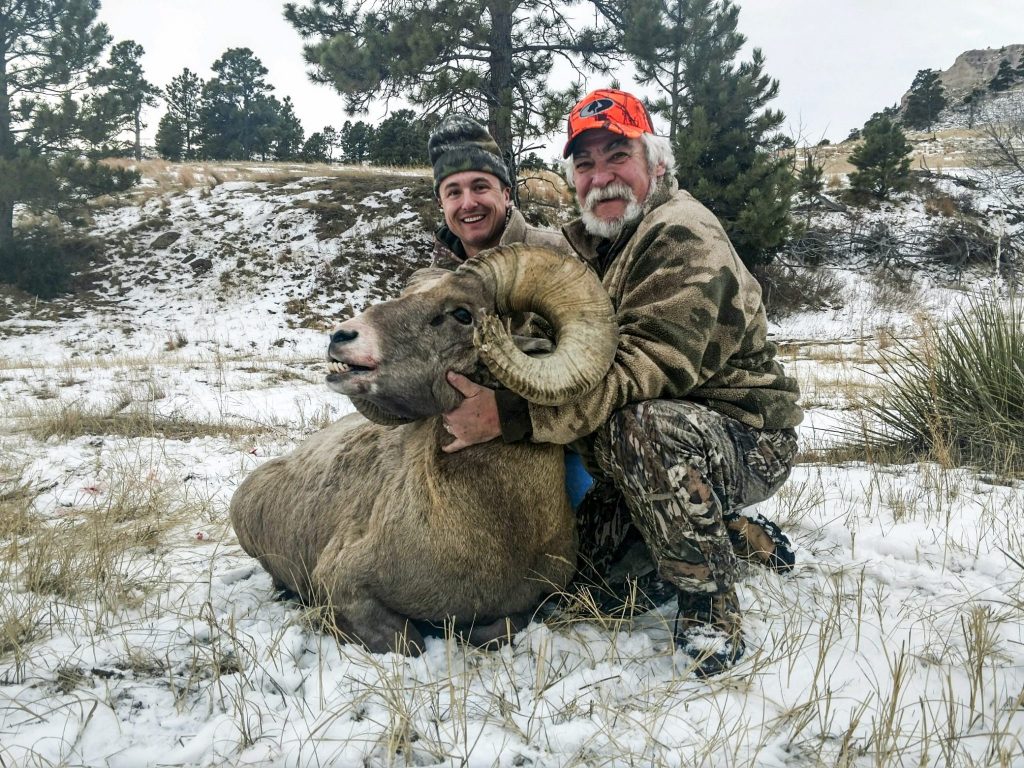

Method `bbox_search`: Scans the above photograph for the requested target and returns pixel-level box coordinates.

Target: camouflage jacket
[506,180,802,447]
[431,207,570,268]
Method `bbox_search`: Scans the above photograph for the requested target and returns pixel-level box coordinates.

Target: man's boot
[674,586,745,677]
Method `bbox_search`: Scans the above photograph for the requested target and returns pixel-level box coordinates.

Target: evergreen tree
[284,0,622,173]
[902,69,946,131]
[989,59,1015,92]
[0,0,138,259]
[1016,53,1024,79]
[795,150,824,225]
[963,86,986,130]
[321,125,339,161]
[273,96,305,160]
[848,116,911,200]
[301,131,331,163]
[199,48,281,160]
[368,109,430,166]
[635,0,793,265]
[155,68,204,161]
[85,40,161,160]
[339,120,374,163]
[619,0,690,141]
[518,152,549,170]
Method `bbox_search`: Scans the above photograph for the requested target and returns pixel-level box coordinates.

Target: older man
[442,88,802,676]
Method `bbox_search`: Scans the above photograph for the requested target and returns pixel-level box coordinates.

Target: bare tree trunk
[488,0,518,203]
[0,201,13,254]
[0,51,15,253]
[134,110,142,161]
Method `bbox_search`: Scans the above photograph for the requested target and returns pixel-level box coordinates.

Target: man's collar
[435,223,468,260]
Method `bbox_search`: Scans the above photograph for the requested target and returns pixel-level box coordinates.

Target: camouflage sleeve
[526,218,748,444]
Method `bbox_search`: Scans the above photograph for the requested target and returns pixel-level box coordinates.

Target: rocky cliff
[938,44,1024,98]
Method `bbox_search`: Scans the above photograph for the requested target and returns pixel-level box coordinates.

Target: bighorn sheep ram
[229,244,617,654]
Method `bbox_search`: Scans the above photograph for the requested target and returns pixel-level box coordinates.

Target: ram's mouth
[327,360,376,375]
[326,357,379,394]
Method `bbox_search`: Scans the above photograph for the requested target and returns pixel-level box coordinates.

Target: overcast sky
[98,0,1024,158]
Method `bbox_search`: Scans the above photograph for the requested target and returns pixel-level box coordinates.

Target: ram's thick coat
[230,245,617,654]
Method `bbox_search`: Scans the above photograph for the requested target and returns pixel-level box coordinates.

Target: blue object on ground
[564,451,594,510]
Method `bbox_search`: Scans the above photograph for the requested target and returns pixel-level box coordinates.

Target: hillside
[937,44,1024,99]
[894,44,1024,131]
[0,161,1022,767]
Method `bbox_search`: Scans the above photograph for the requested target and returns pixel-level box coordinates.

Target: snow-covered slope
[0,165,1022,768]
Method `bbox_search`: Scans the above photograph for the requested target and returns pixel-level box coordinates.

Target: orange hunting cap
[563,88,655,157]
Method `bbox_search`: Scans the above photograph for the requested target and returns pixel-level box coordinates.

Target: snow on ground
[0,170,1022,767]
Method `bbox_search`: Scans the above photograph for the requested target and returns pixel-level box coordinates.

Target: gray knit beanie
[427,115,511,196]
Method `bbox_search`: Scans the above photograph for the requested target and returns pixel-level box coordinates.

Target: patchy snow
[0,168,1022,767]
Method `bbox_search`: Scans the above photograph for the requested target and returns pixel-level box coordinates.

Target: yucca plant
[859,291,1024,475]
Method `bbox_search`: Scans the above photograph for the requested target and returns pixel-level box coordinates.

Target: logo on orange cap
[563,89,655,157]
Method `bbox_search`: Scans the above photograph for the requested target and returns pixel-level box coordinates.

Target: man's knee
[608,399,714,459]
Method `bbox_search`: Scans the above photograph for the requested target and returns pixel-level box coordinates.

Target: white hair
[561,132,676,188]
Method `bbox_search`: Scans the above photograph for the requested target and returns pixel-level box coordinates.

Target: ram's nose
[331,327,358,344]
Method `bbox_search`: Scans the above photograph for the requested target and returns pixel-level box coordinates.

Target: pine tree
[902,69,946,131]
[156,68,204,161]
[963,86,987,130]
[848,116,911,200]
[321,125,339,161]
[198,48,281,160]
[283,0,622,172]
[273,96,305,161]
[339,120,374,163]
[0,0,138,260]
[989,59,1015,92]
[301,131,331,163]
[84,40,161,160]
[635,0,794,265]
[619,0,690,141]
[795,151,824,225]
[368,110,431,166]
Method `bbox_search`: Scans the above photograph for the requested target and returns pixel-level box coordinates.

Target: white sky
[98,0,1024,157]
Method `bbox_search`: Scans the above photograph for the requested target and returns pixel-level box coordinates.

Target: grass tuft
[13,400,274,442]
[856,290,1024,476]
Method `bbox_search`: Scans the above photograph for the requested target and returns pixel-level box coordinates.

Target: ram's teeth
[328,361,350,373]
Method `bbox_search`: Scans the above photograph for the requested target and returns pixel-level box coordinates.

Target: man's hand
[442,371,500,453]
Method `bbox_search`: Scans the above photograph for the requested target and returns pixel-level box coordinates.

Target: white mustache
[582,183,637,212]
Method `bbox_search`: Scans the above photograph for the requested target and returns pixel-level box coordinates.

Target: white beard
[580,182,645,240]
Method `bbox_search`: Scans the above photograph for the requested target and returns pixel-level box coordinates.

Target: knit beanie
[427,115,512,196]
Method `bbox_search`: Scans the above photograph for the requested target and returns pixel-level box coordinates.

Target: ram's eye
[451,308,474,325]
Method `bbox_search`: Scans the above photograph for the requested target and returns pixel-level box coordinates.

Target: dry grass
[2,373,1022,765]
[10,402,271,441]
[3,170,1024,765]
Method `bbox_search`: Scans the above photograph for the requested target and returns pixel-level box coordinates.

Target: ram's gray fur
[229,245,617,655]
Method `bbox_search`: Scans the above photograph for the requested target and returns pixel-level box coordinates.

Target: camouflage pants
[577,400,798,595]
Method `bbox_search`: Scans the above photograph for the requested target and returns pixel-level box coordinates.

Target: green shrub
[751,262,844,320]
[859,291,1024,475]
[0,227,103,298]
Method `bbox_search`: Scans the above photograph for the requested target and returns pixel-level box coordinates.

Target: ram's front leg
[311,553,425,656]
